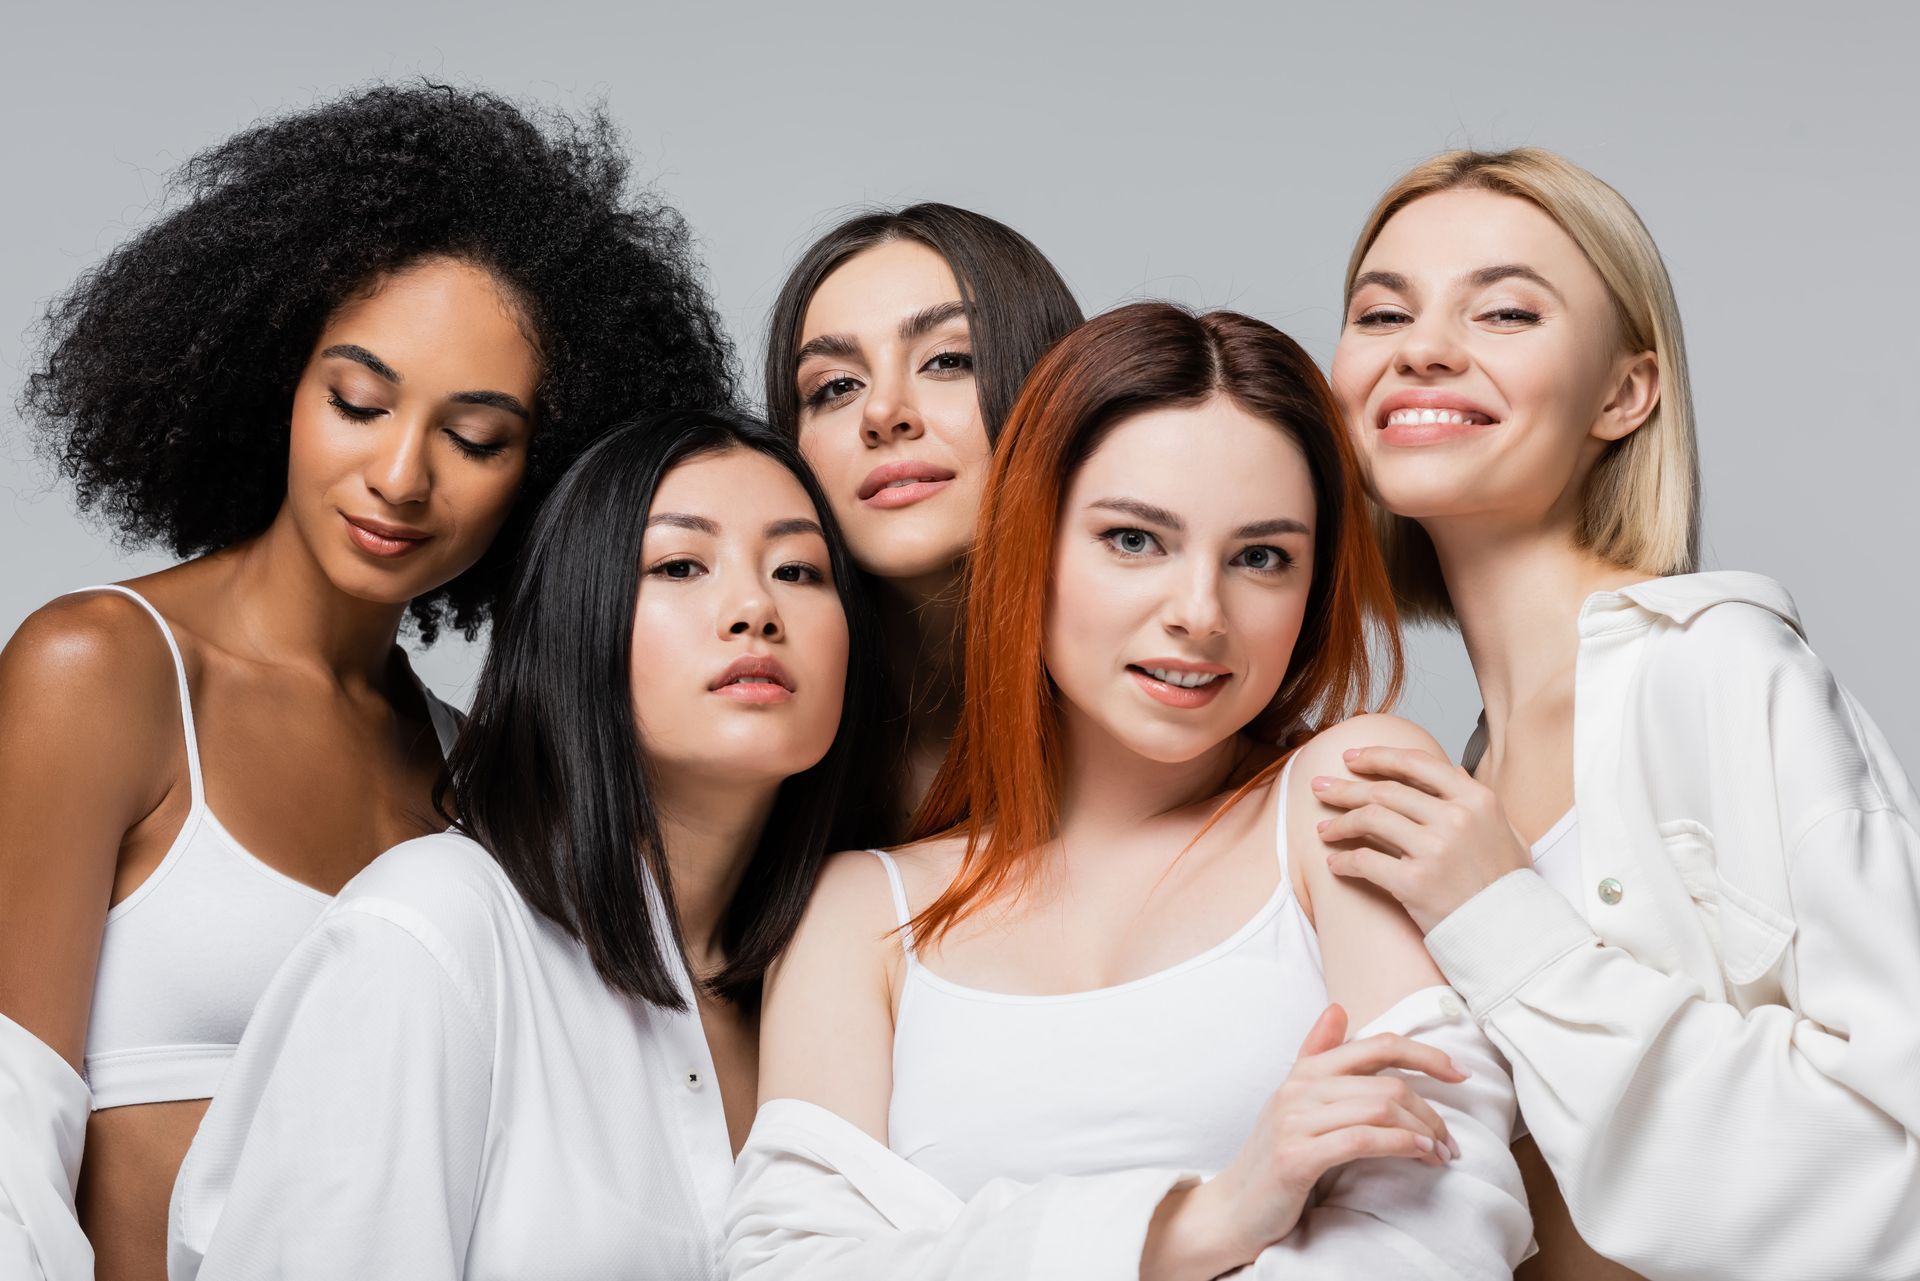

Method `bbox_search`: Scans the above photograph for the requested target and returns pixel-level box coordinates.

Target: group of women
[0,83,1915,1281]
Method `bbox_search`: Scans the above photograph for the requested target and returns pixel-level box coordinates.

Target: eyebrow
[645,512,719,534]
[1089,498,1309,540]
[765,517,825,539]
[450,389,530,421]
[1351,264,1563,300]
[322,344,401,383]
[793,299,969,370]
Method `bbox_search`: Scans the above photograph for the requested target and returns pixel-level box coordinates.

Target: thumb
[1298,1003,1348,1059]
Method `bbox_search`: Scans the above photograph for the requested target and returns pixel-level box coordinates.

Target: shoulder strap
[64,585,204,803]
[866,849,918,958]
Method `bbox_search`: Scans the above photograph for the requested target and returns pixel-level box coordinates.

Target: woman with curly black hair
[0,83,732,1280]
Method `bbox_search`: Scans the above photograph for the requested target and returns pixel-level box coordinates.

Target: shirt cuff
[1032,1167,1199,1280]
[1422,869,1596,1017]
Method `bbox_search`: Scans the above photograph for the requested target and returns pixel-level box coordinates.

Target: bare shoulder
[0,590,180,743]
[1294,712,1445,773]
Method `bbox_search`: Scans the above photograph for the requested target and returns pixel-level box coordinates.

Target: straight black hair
[763,202,1084,442]
[442,408,884,1011]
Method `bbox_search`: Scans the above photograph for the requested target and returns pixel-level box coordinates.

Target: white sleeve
[168,905,493,1281]
[725,990,1529,1281]
[0,1012,93,1281]
[1423,805,1920,1281]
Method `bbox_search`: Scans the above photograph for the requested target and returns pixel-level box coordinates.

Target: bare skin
[0,256,538,1280]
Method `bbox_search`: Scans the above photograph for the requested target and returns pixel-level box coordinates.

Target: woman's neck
[1424,514,1647,752]
[212,507,413,688]
[1053,704,1245,854]
[652,772,781,974]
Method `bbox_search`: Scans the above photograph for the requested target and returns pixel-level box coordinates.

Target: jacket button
[684,1071,702,1090]
[1597,877,1624,905]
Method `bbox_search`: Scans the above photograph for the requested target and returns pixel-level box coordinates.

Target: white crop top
[77,585,461,1110]
[875,758,1328,1200]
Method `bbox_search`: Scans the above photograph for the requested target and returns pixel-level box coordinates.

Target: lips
[1126,659,1232,710]
[341,512,433,559]
[1374,389,1501,447]
[710,654,796,704]
[857,459,958,510]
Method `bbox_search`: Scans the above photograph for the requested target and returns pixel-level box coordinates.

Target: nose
[1392,313,1469,379]
[364,418,432,507]
[859,365,927,448]
[1162,559,1227,641]
[723,584,785,642]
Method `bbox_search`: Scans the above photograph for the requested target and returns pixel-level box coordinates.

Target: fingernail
[1451,1058,1472,1079]
[1445,1140,1461,1162]
[1343,748,1360,762]
[1316,819,1330,832]
[1413,1135,1434,1152]
[1311,775,1331,792]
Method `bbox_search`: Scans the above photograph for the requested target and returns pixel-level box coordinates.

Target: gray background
[4,1,1915,764]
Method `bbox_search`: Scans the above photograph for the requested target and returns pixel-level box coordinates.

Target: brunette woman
[170,410,882,1277]
[1319,148,1920,1280]
[0,86,731,1280]
[726,304,1532,1279]
[764,205,1082,830]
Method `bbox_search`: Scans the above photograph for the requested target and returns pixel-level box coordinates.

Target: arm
[0,596,180,1280]
[1323,686,1920,1279]
[168,902,492,1281]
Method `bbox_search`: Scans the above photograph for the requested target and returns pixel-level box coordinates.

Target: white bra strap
[866,849,918,958]
[1273,753,1299,886]
[64,585,204,803]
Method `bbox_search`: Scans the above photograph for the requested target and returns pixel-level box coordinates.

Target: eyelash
[1351,306,1543,328]
[648,558,827,585]
[327,392,506,460]
[1098,528,1295,574]
[798,348,975,411]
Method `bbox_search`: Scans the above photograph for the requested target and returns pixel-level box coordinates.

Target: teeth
[733,676,778,685]
[1386,407,1482,427]
[1143,667,1221,689]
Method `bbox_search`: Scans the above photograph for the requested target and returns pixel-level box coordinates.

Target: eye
[327,392,383,422]
[445,431,507,460]
[802,374,864,411]
[1477,307,1542,327]
[1100,528,1163,558]
[772,562,826,585]
[1232,545,1295,574]
[1351,306,1411,330]
[920,350,973,377]
[649,557,707,581]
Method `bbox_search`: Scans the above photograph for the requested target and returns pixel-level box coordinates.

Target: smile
[341,513,433,559]
[1127,662,1232,709]
[858,460,958,510]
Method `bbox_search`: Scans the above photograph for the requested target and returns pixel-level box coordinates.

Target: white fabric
[881,758,1328,1199]
[1424,571,1920,1280]
[169,832,737,1280]
[75,583,461,1109]
[0,1013,92,1281]
[1526,810,1580,906]
[725,986,1531,1279]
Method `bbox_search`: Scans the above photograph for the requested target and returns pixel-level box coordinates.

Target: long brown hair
[909,302,1402,946]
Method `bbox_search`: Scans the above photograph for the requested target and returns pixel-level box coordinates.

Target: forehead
[320,257,538,389]
[801,239,964,340]
[1069,397,1315,516]
[1361,189,1594,286]
[648,446,820,525]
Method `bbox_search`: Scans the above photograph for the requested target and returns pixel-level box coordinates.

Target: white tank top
[876,758,1328,1199]
[75,585,461,1110]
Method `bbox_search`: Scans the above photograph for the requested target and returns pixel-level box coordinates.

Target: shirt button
[1438,993,1467,1018]
[1597,877,1624,905]
[684,1070,702,1090]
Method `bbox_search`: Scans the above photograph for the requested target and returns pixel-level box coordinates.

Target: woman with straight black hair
[170,409,884,1280]
[765,204,1082,832]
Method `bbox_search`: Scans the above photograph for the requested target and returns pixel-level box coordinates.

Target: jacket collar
[1581,571,1805,639]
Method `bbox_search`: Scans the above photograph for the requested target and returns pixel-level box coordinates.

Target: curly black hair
[20,82,736,642]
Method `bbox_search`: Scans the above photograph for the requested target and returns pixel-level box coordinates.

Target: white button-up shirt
[1424,572,1920,1280]
[169,833,735,1280]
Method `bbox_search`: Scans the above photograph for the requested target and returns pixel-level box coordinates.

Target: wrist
[1140,1177,1257,1281]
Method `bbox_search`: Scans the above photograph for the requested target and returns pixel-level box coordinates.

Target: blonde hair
[1344,148,1700,623]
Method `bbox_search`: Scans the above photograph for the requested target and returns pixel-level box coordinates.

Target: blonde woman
[1319,147,1920,1280]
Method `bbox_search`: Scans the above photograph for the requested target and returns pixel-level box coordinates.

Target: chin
[847,528,969,584]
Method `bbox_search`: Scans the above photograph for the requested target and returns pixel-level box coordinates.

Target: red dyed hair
[909,302,1402,945]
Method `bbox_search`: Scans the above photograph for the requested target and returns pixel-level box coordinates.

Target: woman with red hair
[725,303,1531,1278]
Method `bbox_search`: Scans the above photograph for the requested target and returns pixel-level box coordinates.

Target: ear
[1593,349,1660,444]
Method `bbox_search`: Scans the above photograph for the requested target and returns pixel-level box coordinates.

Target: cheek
[437,459,528,545]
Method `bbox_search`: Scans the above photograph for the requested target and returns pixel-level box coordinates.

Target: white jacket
[724,986,1533,1280]
[1422,571,1920,1280]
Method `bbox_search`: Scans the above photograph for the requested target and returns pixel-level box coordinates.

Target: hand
[1144,1004,1468,1280]
[1311,745,1533,933]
